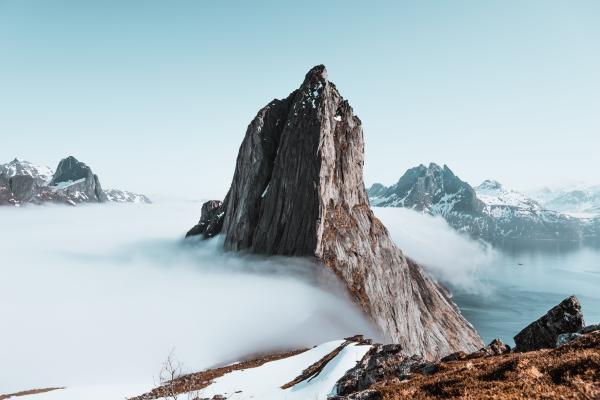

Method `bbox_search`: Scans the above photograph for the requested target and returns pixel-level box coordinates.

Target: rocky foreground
[128,296,599,400]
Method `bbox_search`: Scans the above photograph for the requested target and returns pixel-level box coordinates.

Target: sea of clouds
[0,202,376,392]
[5,201,595,394]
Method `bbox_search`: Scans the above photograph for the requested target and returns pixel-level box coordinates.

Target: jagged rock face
[188,65,483,359]
[370,163,485,215]
[514,295,585,352]
[8,175,38,201]
[334,344,430,396]
[50,156,107,202]
[369,164,494,240]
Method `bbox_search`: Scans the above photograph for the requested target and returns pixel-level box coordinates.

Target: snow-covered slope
[13,340,371,400]
[104,189,151,204]
[193,340,371,400]
[531,186,600,217]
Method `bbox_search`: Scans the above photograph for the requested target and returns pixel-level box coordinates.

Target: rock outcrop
[187,65,482,359]
[50,156,107,202]
[333,344,434,397]
[186,200,225,239]
[514,295,585,352]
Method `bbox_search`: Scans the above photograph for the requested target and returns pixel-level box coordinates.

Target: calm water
[451,241,600,346]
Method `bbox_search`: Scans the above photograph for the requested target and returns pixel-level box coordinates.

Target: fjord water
[2,203,599,392]
[452,240,600,345]
[374,207,600,346]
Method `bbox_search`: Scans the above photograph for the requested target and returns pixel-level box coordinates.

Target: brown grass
[376,332,600,400]
[0,388,64,400]
[127,348,307,400]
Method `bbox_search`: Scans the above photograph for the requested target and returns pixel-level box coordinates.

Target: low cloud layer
[0,203,377,392]
[373,207,496,292]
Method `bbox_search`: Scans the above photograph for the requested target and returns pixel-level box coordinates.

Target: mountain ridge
[0,156,150,206]
[368,163,599,242]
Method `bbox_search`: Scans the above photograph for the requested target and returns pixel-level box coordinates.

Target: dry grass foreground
[0,388,63,400]
[128,349,307,400]
[375,331,600,400]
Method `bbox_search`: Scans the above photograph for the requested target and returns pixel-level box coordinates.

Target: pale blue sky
[1,1,599,198]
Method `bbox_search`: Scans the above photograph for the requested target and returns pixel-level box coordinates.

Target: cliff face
[50,156,108,203]
[187,65,483,359]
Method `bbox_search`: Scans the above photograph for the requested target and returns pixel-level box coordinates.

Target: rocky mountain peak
[476,179,503,192]
[51,156,93,185]
[187,66,483,359]
[49,156,107,202]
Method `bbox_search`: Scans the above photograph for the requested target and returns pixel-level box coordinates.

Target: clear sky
[1,1,599,199]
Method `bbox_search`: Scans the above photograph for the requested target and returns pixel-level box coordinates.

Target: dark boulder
[514,295,585,352]
[329,390,382,400]
[334,343,429,396]
[186,200,225,239]
[469,338,511,359]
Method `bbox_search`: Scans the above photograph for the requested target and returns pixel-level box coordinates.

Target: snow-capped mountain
[368,164,596,242]
[104,189,151,204]
[531,186,600,217]
[369,163,492,239]
[0,158,54,186]
[0,156,151,206]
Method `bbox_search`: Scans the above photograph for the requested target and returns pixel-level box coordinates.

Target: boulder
[334,343,426,396]
[514,295,585,352]
[329,390,382,400]
[469,338,511,359]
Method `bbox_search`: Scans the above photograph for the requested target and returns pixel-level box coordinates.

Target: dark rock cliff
[187,65,483,359]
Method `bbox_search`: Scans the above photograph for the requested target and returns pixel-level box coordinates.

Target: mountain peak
[304,64,328,82]
[186,68,483,358]
[477,179,503,191]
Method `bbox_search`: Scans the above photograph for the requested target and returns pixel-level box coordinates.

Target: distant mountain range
[0,156,150,206]
[529,185,600,217]
[368,163,599,242]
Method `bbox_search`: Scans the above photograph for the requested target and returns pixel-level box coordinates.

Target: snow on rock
[104,189,152,204]
[0,158,54,185]
[183,340,371,400]
[368,166,597,242]
[475,180,543,210]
